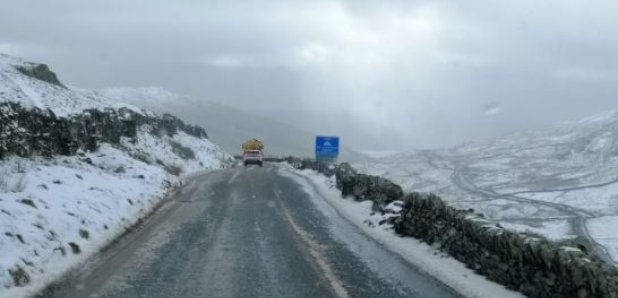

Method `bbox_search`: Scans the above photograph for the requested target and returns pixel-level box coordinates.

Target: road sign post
[315,136,339,171]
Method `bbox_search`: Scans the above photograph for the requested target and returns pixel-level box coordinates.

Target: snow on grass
[0,145,173,297]
[0,140,231,298]
[120,127,230,177]
[587,216,618,262]
[518,183,618,216]
[0,52,234,297]
[354,156,453,194]
[499,219,576,241]
[0,54,140,117]
[281,167,524,298]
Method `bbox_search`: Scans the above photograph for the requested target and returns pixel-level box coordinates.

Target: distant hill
[99,87,366,161]
[355,108,618,264]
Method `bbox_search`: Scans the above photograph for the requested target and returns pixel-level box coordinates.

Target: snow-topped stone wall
[0,102,207,161]
[303,161,618,298]
[394,193,618,298]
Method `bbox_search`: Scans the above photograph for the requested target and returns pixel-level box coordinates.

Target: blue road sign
[315,136,339,158]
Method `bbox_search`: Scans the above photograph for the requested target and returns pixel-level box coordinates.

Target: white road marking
[276,192,350,298]
[228,170,242,185]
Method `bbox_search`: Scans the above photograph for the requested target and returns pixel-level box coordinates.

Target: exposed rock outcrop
[14,63,65,88]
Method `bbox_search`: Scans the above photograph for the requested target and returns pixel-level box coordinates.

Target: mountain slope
[0,53,233,296]
[355,109,618,264]
[99,87,366,161]
[0,54,141,117]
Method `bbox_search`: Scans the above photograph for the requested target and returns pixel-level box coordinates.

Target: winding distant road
[413,150,618,265]
[449,164,617,266]
[39,164,461,298]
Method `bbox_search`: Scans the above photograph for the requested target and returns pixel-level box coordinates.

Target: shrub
[165,165,183,176]
[169,140,195,160]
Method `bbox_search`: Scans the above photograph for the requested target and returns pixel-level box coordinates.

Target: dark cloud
[2,0,618,150]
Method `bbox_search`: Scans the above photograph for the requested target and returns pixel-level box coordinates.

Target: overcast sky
[2,0,618,150]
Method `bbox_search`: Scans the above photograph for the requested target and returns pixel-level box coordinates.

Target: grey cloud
[2,0,618,150]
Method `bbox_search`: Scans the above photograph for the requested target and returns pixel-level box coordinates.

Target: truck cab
[243,150,263,167]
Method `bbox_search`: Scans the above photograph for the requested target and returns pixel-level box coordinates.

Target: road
[40,164,461,298]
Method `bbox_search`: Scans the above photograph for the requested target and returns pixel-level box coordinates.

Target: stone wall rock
[282,156,302,168]
[0,102,208,159]
[333,162,403,210]
[293,161,403,210]
[14,63,65,88]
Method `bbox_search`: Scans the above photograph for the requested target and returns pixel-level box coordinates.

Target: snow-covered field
[354,110,618,265]
[0,53,233,297]
[282,167,523,298]
[0,146,170,297]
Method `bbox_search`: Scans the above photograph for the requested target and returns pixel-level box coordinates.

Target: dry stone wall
[298,160,403,210]
[300,161,618,298]
[395,192,618,298]
[0,102,208,159]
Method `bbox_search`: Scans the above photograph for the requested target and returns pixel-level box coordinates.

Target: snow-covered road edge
[0,147,231,298]
[0,52,235,297]
[280,166,523,298]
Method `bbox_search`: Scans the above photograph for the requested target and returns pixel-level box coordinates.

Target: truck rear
[242,139,264,167]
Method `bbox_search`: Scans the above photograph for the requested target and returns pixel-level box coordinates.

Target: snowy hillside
[0,54,233,297]
[99,87,366,161]
[355,110,618,265]
[0,54,140,117]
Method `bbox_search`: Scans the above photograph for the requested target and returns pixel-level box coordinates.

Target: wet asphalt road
[43,164,461,298]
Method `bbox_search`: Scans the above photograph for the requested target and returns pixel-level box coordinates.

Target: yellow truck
[242,139,264,166]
